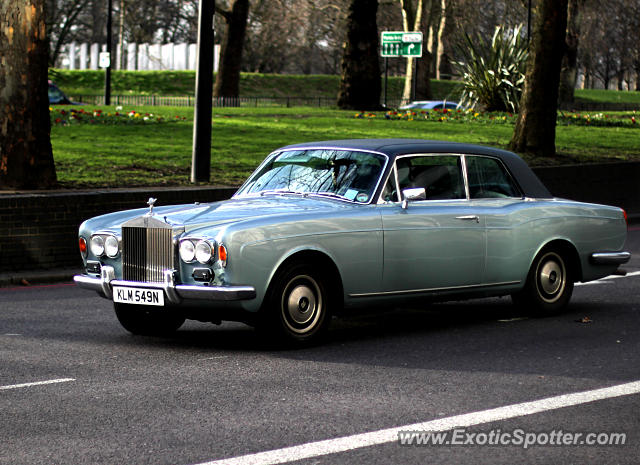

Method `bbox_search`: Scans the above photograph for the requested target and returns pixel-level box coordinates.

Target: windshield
[236,149,387,203]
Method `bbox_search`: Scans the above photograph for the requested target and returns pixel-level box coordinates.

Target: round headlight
[195,240,213,264]
[105,235,119,258]
[90,235,105,257]
[179,240,196,262]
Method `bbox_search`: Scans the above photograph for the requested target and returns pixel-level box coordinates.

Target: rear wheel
[512,249,574,316]
[114,303,185,336]
[260,262,334,346]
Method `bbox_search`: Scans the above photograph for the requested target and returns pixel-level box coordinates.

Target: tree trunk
[0,0,57,189]
[603,60,611,89]
[117,0,125,70]
[434,0,446,80]
[401,58,416,103]
[214,0,249,104]
[558,0,583,104]
[414,52,433,100]
[414,0,435,100]
[400,0,423,103]
[337,0,381,110]
[91,1,106,43]
[509,0,568,157]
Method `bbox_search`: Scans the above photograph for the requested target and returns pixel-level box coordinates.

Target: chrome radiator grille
[122,226,174,282]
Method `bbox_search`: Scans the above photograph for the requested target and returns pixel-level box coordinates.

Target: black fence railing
[70,94,342,108]
[68,94,640,112]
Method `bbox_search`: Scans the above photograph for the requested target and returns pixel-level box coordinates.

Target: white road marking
[193,380,640,465]
[577,270,640,286]
[575,281,612,286]
[599,270,640,280]
[0,378,75,391]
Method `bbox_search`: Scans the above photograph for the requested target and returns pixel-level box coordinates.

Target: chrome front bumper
[73,266,256,304]
[590,251,631,265]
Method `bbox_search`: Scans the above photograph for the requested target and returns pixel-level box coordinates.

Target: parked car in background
[74,139,630,345]
[400,100,461,110]
[48,80,76,105]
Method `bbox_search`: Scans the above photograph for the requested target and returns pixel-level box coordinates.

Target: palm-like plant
[454,25,528,112]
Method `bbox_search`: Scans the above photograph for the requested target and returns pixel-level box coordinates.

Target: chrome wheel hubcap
[282,275,322,334]
[536,252,566,303]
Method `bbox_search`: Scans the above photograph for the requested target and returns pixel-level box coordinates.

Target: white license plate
[113,286,165,306]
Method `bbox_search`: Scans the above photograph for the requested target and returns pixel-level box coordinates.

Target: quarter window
[466,156,521,199]
[396,155,466,200]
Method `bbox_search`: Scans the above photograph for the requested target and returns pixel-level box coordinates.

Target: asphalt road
[1,228,639,465]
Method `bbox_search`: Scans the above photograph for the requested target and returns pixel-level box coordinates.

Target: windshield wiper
[308,192,351,201]
[259,189,304,196]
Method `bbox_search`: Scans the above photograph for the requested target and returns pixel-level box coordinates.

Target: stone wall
[533,162,640,216]
[0,187,235,273]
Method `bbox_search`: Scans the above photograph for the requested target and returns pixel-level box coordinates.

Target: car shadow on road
[96,295,640,381]
[279,298,639,381]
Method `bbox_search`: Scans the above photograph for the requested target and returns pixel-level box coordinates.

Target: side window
[396,155,465,200]
[466,156,521,199]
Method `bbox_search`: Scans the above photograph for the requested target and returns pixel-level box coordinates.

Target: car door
[464,155,527,285]
[379,154,486,293]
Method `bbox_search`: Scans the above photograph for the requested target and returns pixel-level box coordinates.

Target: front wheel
[114,303,185,336]
[260,262,334,345]
[512,249,574,316]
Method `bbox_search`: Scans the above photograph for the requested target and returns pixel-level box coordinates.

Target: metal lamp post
[191,0,215,183]
[104,0,112,105]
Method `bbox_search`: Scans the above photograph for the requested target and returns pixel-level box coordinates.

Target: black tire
[511,249,574,316]
[114,303,185,336]
[260,262,334,346]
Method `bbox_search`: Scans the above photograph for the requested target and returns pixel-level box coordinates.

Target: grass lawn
[575,88,640,104]
[50,105,640,189]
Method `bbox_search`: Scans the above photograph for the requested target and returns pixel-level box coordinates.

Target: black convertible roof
[281,139,552,199]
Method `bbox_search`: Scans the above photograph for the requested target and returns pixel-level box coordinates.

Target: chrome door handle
[455,215,480,223]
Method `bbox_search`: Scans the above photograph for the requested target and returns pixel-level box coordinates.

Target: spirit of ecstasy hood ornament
[147,197,157,215]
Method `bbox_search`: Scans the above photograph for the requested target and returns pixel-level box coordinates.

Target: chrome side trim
[176,284,256,302]
[590,252,631,265]
[73,267,256,303]
[455,215,480,223]
[348,280,521,298]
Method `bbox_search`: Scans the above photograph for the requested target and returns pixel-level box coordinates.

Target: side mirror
[401,187,426,209]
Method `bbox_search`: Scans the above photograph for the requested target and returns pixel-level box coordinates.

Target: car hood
[87,195,358,233]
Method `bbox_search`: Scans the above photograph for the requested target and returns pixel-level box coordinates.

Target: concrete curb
[0,268,78,287]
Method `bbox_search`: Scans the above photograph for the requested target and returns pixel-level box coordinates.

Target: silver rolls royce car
[74,139,630,345]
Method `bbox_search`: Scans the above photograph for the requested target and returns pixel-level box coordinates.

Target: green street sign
[381,31,423,57]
